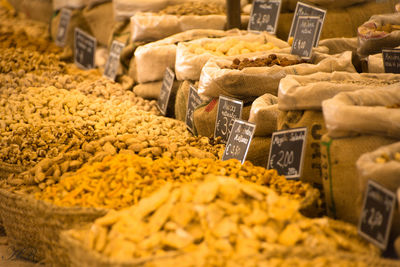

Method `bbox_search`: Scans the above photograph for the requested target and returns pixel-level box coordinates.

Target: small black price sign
[214,95,243,143]
[291,16,319,60]
[248,0,281,34]
[267,127,307,179]
[288,1,326,47]
[222,119,255,164]
[55,8,71,47]
[382,49,400,74]
[157,67,175,116]
[358,180,396,250]
[185,85,203,134]
[74,28,96,70]
[104,40,125,81]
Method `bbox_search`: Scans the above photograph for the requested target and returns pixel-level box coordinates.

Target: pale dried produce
[0,48,66,74]
[0,76,223,190]
[67,176,378,265]
[188,38,279,57]
[35,152,306,210]
[157,2,225,16]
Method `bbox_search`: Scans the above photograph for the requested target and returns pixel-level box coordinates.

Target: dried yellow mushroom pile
[157,2,225,16]
[66,176,378,265]
[34,152,309,209]
[375,152,400,163]
[188,39,279,57]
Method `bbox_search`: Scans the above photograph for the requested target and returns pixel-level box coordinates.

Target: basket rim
[0,187,109,215]
[61,229,400,266]
[61,229,182,266]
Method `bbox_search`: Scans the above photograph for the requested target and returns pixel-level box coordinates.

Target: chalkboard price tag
[358,180,396,250]
[104,40,125,81]
[267,127,307,179]
[74,28,96,70]
[157,67,175,116]
[291,16,319,60]
[55,8,71,47]
[185,85,203,134]
[214,95,243,143]
[222,119,255,164]
[288,1,326,47]
[248,0,281,34]
[382,49,400,74]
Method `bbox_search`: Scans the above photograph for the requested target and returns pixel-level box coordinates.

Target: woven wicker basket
[60,229,400,267]
[0,188,107,266]
[0,162,25,234]
[61,229,181,267]
[0,162,25,180]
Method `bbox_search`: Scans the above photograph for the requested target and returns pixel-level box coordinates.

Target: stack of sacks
[130,0,250,43]
[357,13,400,57]
[132,28,244,100]
[321,85,400,225]
[175,32,289,82]
[276,0,397,41]
[356,142,400,252]
[247,94,279,168]
[278,72,400,188]
[194,51,355,152]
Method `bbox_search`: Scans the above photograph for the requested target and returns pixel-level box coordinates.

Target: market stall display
[1,0,400,265]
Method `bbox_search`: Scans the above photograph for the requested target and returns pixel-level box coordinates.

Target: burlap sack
[113,0,249,21]
[282,0,376,11]
[82,2,115,47]
[356,142,400,238]
[367,45,400,73]
[174,80,198,122]
[133,81,162,100]
[248,94,278,137]
[198,51,355,100]
[358,13,400,57]
[367,53,384,73]
[246,136,271,168]
[53,0,87,10]
[50,8,92,58]
[322,86,400,138]
[319,37,358,55]
[321,134,397,224]
[133,29,243,84]
[193,98,251,138]
[276,0,397,41]
[131,12,233,42]
[175,33,289,81]
[8,0,23,12]
[277,110,326,187]
[278,72,400,111]
[321,87,400,224]
[19,0,53,23]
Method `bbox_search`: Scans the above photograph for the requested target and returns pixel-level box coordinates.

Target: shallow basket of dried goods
[0,188,107,266]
